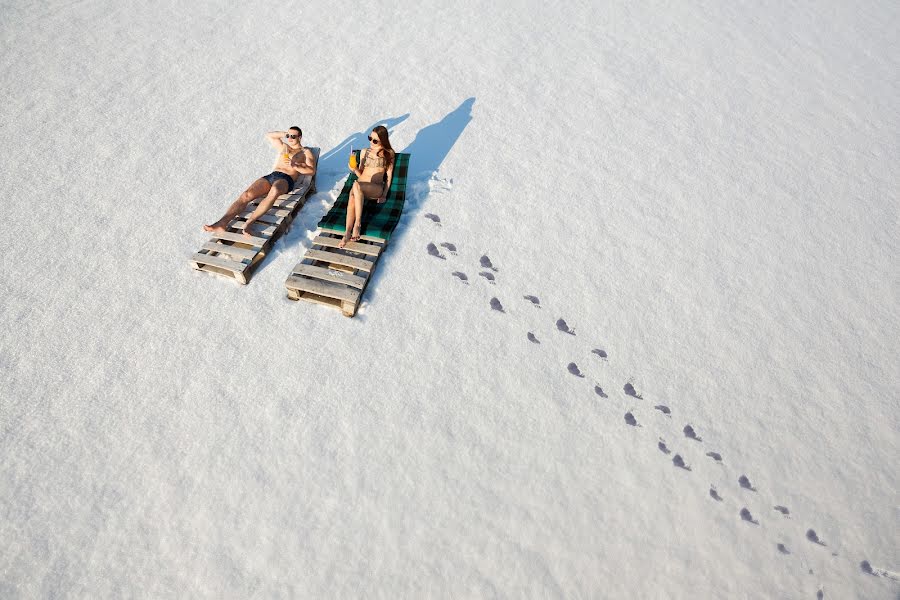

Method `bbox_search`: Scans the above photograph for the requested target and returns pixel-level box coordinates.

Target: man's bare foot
[203,223,226,233]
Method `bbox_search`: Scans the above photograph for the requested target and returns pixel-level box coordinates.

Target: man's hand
[377,195,387,204]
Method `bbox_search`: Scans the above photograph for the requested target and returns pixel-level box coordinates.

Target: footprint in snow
[654,405,671,417]
[740,508,759,525]
[683,425,702,441]
[777,543,790,555]
[427,243,445,259]
[857,560,897,579]
[567,363,584,378]
[624,412,639,427]
[623,383,642,399]
[705,451,723,463]
[672,454,691,471]
[594,385,608,398]
[738,475,756,491]
[658,439,670,454]
[424,213,441,225]
[479,271,496,283]
[555,319,575,335]
[774,505,790,516]
[527,332,540,344]
[489,298,504,313]
[806,529,826,546]
[591,349,608,359]
[440,242,457,254]
[709,487,723,502]
[451,271,468,284]
[480,255,498,271]
[523,295,541,307]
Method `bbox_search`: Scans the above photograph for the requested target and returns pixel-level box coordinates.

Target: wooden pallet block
[285,231,387,317]
[191,149,319,284]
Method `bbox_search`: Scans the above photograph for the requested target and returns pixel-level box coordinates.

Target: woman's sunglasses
[368,136,380,145]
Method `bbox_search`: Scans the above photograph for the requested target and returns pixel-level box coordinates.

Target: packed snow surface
[1,1,898,598]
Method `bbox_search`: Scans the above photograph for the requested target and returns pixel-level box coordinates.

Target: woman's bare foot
[350,224,361,242]
[338,233,351,249]
[242,220,256,237]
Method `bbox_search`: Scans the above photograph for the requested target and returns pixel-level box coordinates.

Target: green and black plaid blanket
[318,152,410,241]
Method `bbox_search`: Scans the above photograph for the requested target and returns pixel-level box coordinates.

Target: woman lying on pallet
[340,125,395,248]
[204,127,317,235]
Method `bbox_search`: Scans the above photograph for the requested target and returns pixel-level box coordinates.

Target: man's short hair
[289,126,302,137]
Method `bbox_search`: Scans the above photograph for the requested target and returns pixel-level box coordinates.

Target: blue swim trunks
[262,171,295,190]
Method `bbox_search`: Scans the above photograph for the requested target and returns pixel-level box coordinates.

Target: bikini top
[362,149,389,169]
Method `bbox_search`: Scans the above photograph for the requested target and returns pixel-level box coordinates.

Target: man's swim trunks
[263,171,295,190]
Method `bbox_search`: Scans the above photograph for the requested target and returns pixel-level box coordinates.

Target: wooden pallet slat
[304,248,375,272]
[291,263,367,289]
[320,227,386,244]
[229,220,277,238]
[191,252,252,284]
[311,235,383,257]
[238,207,292,220]
[285,275,361,303]
[234,211,285,227]
[190,252,249,272]
[250,197,299,212]
[200,241,258,261]
[208,230,268,247]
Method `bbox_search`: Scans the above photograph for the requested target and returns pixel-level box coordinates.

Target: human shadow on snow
[355,97,475,317]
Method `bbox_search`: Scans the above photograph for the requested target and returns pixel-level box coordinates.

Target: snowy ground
[1,1,898,598]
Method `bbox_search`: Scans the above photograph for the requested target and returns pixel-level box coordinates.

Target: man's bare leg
[204,178,271,233]
[242,179,289,237]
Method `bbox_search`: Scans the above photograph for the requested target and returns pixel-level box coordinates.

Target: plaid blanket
[318,152,410,241]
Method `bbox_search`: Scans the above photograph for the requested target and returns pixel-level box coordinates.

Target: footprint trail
[421,208,890,598]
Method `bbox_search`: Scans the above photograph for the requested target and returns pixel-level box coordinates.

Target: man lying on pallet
[204,127,317,235]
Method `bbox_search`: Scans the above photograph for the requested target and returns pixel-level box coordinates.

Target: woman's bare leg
[242,179,289,237]
[204,178,270,232]
[351,181,383,241]
[340,182,360,248]
[350,181,366,241]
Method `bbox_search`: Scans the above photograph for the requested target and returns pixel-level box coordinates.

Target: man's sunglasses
[286,133,300,139]
[368,136,380,145]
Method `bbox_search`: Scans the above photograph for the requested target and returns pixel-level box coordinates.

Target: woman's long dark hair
[372,125,394,171]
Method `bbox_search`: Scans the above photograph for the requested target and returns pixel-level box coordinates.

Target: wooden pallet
[284,229,386,317]
[191,150,318,284]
